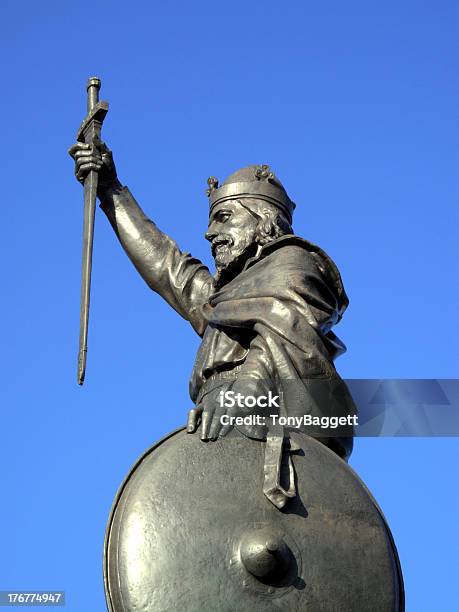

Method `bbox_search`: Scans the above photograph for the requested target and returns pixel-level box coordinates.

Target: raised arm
[69,140,214,335]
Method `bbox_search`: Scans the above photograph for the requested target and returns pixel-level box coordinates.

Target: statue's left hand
[187,386,238,441]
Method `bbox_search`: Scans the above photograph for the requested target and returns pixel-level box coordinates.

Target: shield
[104,429,403,611]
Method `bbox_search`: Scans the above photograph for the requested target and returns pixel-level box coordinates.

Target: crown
[206,164,296,223]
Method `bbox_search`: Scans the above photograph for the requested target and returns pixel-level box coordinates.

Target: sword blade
[77,167,98,385]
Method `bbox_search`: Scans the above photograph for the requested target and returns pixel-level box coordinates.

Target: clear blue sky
[1,1,458,610]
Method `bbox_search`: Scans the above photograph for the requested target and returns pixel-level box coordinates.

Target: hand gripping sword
[76,77,109,385]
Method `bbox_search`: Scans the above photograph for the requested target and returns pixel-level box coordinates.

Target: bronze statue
[69,79,403,611]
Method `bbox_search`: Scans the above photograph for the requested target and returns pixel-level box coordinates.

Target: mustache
[210,234,234,255]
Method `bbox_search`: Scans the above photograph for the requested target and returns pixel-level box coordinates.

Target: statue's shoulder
[260,234,338,272]
[260,235,349,315]
[260,234,321,258]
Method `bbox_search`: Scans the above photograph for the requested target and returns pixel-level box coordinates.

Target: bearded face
[205,200,259,280]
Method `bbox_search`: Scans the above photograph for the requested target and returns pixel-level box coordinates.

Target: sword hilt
[87,77,101,112]
[77,77,108,143]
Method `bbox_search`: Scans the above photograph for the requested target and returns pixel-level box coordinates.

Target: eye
[217,211,231,222]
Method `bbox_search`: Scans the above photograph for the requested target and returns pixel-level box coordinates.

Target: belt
[205,365,242,383]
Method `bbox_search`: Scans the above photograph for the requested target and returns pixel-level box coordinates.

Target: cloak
[191,235,356,459]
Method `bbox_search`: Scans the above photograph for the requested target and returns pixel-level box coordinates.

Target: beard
[212,233,259,287]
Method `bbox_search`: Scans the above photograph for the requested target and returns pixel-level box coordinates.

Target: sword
[76,77,109,385]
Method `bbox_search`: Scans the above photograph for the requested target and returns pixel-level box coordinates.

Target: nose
[205,225,217,242]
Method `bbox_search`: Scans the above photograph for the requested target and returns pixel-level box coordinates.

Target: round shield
[104,429,403,611]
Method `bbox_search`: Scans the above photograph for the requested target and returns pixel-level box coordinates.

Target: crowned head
[205,165,295,285]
